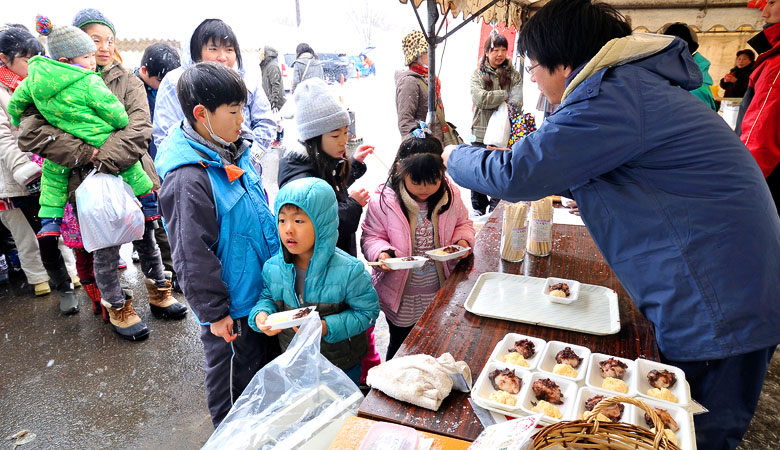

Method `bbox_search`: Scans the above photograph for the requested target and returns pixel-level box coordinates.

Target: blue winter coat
[447,35,780,361]
[155,125,279,323]
[249,177,379,369]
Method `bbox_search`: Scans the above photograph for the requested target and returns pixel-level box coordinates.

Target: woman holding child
[15,9,186,341]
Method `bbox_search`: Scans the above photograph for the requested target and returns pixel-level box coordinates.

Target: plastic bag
[483,102,511,148]
[75,170,144,252]
[204,313,363,449]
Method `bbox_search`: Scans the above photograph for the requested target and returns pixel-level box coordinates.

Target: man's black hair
[177,62,247,127]
[662,23,698,54]
[295,43,317,59]
[518,0,631,72]
[190,19,242,69]
[0,26,44,64]
[141,42,181,79]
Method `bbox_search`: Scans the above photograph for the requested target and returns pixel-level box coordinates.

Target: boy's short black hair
[278,203,302,214]
[190,19,242,69]
[518,0,631,72]
[0,26,44,64]
[662,23,698,54]
[177,62,247,127]
[141,42,181,79]
[295,43,316,59]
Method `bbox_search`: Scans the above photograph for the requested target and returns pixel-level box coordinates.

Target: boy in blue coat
[250,177,379,386]
[155,62,280,427]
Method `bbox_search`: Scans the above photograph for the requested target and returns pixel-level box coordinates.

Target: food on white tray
[647,387,678,403]
[645,407,680,432]
[584,394,624,422]
[489,368,523,394]
[531,400,562,419]
[292,306,312,319]
[510,339,536,359]
[487,390,517,406]
[555,347,583,369]
[433,245,462,255]
[647,369,677,389]
[502,352,530,367]
[599,358,628,379]
[532,378,563,404]
[548,282,570,297]
[552,363,578,378]
[601,376,629,393]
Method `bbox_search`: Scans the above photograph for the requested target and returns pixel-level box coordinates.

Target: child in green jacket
[7,16,157,238]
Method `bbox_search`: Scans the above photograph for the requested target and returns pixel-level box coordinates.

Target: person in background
[396,30,453,147]
[153,19,276,170]
[361,131,474,360]
[156,63,281,427]
[291,43,323,93]
[469,31,523,216]
[662,22,717,110]
[135,42,181,290]
[720,49,755,99]
[251,177,379,387]
[135,42,180,160]
[443,1,779,447]
[16,8,187,340]
[0,25,79,301]
[259,45,285,148]
[737,0,780,214]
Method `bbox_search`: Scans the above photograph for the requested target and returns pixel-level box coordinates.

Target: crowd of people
[0,0,778,448]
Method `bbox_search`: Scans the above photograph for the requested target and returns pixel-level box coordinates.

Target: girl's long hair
[301,136,351,189]
[380,134,451,221]
[480,32,510,90]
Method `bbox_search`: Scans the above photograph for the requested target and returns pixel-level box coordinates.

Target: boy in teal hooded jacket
[7,18,156,237]
[250,177,379,386]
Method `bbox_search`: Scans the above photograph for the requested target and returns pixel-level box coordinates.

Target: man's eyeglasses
[525,63,541,75]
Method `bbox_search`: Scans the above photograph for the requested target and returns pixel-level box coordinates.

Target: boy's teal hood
[274,177,338,275]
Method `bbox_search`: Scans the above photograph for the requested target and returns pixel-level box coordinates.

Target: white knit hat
[293,78,350,141]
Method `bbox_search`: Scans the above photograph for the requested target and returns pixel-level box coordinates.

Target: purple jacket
[361,178,474,314]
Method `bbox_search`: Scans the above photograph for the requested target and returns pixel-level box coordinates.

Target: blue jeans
[342,362,362,387]
[663,345,777,450]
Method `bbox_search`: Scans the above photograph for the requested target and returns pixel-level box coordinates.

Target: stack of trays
[471,334,696,449]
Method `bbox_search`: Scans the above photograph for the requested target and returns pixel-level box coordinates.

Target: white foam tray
[464,273,620,335]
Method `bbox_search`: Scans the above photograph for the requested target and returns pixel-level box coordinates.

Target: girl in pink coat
[361,131,475,359]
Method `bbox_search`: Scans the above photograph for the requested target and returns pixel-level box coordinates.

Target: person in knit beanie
[278,77,381,386]
[6,15,169,319]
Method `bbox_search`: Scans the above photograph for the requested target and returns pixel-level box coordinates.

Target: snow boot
[49,266,78,315]
[34,281,51,296]
[145,279,187,320]
[83,281,108,322]
[102,289,150,341]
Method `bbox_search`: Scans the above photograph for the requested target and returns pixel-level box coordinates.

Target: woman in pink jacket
[361,130,474,359]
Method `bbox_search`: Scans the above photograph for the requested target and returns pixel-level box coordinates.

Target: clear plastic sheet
[204,313,363,449]
[75,170,144,252]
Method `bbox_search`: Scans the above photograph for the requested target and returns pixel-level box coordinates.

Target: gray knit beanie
[294,78,350,141]
[35,15,96,61]
[72,8,116,36]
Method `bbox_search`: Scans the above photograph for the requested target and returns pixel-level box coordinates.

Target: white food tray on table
[464,273,621,335]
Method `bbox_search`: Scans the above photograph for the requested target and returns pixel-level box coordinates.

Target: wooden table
[358,203,659,441]
[328,416,471,449]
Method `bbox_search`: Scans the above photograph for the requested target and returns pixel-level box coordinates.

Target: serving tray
[464,273,620,335]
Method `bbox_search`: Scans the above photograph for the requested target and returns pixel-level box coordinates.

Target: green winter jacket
[470,61,522,143]
[8,56,129,147]
[690,52,717,111]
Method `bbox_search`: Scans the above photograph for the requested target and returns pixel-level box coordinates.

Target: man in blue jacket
[443,1,780,448]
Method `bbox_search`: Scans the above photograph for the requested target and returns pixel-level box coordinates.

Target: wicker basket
[532,395,682,450]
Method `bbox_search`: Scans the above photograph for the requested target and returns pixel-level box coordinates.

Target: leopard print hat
[402,30,428,66]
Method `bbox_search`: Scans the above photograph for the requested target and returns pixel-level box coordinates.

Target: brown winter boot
[145,279,187,320]
[101,290,150,341]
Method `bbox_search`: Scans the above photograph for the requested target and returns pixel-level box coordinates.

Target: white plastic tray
[489,333,547,371]
[464,273,621,335]
[384,256,428,270]
[425,245,470,261]
[266,306,317,330]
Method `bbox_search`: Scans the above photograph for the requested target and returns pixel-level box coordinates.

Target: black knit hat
[72,8,116,36]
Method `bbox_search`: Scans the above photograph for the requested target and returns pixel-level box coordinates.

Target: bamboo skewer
[501,202,529,262]
[527,197,553,257]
